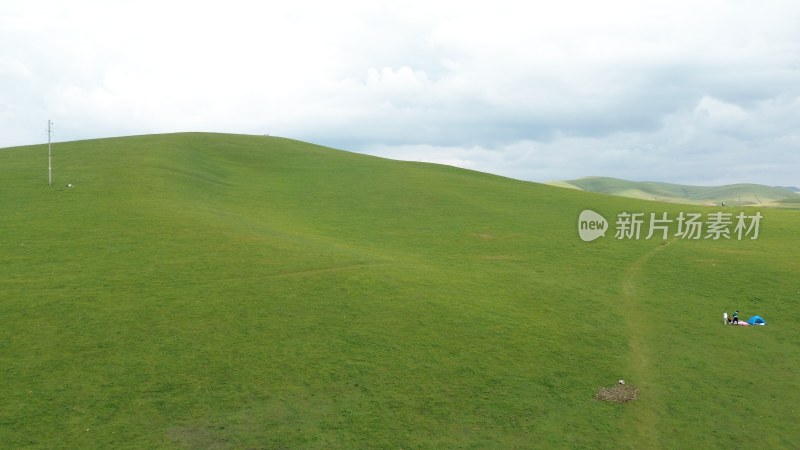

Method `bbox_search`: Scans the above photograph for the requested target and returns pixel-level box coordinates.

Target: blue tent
[747,316,766,325]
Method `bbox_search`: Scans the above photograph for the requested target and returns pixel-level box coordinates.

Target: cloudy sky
[2,0,799,186]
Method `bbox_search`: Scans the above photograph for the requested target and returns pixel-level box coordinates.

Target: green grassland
[555,176,800,207]
[1,133,798,448]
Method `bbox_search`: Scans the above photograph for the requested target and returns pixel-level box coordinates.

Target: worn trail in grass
[620,241,673,448]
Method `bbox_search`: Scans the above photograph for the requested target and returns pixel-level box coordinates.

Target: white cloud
[2,0,799,186]
[694,96,749,129]
[368,92,800,186]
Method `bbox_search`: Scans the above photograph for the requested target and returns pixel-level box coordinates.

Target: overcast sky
[2,0,799,186]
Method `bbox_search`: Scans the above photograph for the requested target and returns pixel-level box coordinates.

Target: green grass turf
[1,133,798,448]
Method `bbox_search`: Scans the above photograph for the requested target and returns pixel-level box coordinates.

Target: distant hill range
[547,176,800,207]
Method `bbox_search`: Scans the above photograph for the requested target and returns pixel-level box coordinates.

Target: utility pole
[47,120,53,186]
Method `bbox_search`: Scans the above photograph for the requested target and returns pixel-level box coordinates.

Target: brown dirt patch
[166,425,230,449]
[594,384,640,403]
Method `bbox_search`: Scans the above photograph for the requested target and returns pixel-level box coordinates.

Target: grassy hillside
[555,176,799,207]
[1,133,798,448]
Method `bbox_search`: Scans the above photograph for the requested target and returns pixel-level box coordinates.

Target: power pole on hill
[47,120,53,186]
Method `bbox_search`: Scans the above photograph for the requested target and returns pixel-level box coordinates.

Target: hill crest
[548,176,799,207]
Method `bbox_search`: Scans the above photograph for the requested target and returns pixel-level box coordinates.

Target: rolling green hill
[1,133,798,448]
[553,176,800,207]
